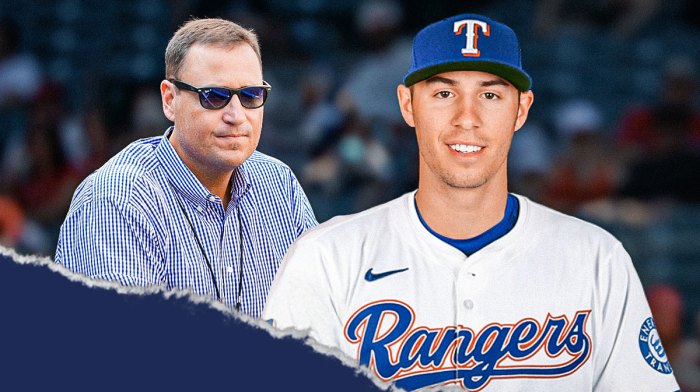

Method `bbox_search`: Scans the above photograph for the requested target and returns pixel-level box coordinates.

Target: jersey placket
[452,255,480,383]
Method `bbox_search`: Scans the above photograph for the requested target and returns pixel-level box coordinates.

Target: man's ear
[514,90,534,132]
[161,80,176,123]
[397,84,415,128]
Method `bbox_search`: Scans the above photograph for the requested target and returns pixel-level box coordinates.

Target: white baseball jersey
[263,191,680,391]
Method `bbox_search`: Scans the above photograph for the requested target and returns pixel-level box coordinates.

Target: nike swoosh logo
[364,267,409,282]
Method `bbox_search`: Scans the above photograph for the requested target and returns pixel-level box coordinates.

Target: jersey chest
[337,249,598,391]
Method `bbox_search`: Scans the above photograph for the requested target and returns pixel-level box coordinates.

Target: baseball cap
[403,14,532,91]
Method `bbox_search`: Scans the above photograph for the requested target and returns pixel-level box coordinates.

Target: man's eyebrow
[423,75,512,87]
[481,78,511,87]
[424,75,457,86]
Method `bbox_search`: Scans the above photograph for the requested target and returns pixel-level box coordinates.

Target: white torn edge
[262,321,467,392]
[260,322,405,391]
[0,244,233,314]
[0,245,429,391]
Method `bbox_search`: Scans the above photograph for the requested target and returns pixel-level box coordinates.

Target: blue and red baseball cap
[403,14,532,91]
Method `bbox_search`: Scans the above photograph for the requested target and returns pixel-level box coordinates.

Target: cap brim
[404,61,532,91]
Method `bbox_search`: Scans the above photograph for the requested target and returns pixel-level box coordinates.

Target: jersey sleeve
[262,235,344,350]
[593,242,680,391]
[54,194,165,287]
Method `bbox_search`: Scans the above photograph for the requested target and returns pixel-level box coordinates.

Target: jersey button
[463,299,474,310]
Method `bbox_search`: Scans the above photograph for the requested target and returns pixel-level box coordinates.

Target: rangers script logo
[344,300,591,391]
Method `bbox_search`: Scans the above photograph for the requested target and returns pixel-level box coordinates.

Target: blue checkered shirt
[55,128,318,317]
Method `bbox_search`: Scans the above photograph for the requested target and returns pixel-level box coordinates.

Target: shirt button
[209,195,217,202]
[196,205,203,212]
[226,266,234,273]
[463,299,474,310]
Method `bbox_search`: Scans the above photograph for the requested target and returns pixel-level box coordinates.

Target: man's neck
[168,134,234,209]
[197,171,233,208]
[415,177,509,239]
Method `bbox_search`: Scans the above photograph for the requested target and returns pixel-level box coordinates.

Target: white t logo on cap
[453,19,490,57]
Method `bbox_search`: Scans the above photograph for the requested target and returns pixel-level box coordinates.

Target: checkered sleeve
[55,193,166,287]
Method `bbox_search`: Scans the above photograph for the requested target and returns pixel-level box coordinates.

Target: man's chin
[441,174,489,190]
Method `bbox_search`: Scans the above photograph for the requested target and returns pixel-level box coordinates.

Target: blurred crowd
[0,0,699,388]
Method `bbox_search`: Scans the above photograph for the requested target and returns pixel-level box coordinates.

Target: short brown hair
[164,18,261,79]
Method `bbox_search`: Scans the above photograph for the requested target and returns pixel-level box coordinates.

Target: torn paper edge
[0,244,420,391]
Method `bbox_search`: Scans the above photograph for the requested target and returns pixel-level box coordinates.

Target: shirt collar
[155,127,252,206]
[231,160,252,201]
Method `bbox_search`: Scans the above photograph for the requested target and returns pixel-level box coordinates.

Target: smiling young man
[263,14,680,391]
[54,18,317,317]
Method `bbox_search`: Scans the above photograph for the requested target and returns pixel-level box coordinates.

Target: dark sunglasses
[169,79,271,109]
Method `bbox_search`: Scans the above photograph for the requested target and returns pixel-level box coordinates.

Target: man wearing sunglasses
[54,18,318,317]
